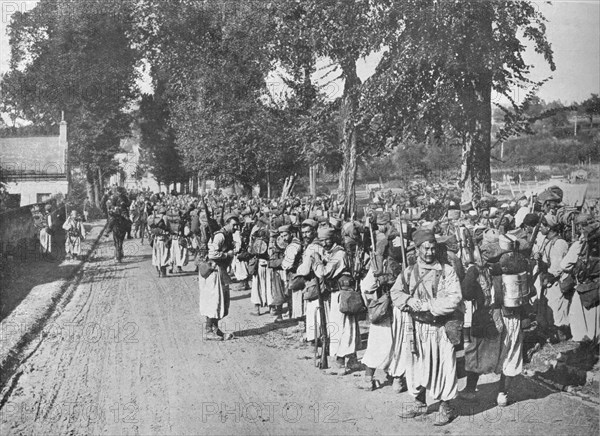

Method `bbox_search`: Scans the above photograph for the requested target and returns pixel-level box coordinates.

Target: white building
[0,120,69,206]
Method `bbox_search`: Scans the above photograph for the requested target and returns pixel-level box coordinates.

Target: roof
[0,136,65,175]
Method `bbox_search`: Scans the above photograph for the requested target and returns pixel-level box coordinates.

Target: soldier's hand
[406,297,422,312]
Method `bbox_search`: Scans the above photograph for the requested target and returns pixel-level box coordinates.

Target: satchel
[340,290,366,315]
[288,275,306,292]
[368,292,391,324]
[303,279,320,301]
[560,274,576,296]
[577,281,599,309]
[198,261,216,279]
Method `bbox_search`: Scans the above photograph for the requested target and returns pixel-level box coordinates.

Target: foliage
[1,0,140,180]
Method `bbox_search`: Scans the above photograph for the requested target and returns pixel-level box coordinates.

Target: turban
[223,213,239,223]
[412,228,436,247]
[377,212,392,225]
[543,213,559,229]
[317,227,335,240]
[278,224,292,233]
[301,219,318,229]
[483,228,500,244]
[329,217,343,229]
[523,213,540,227]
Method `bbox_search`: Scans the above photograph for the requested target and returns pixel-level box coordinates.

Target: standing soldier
[391,228,462,426]
[280,225,304,321]
[312,226,359,372]
[63,210,86,260]
[199,213,239,341]
[150,207,171,276]
[83,197,91,222]
[39,204,54,257]
[536,214,570,342]
[296,219,326,342]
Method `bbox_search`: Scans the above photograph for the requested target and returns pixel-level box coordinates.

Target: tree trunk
[338,60,361,216]
[192,176,198,195]
[460,8,493,204]
[93,179,100,208]
[267,170,271,199]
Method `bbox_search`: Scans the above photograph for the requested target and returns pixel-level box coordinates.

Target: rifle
[395,215,418,356]
[219,200,226,228]
[314,276,329,370]
[202,200,214,242]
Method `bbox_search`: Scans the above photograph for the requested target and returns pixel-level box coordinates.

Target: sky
[1,0,599,113]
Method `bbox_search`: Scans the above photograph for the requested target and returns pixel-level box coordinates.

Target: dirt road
[1,237,598,435]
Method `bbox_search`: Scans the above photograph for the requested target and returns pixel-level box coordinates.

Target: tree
[136,0,301,195]
[1,0,139,205]
[359,0,555,202]
[272,0,381,215]
[138,76,187,188]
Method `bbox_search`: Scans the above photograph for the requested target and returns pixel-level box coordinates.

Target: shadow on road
[451,375,555,419]
[234,318,299,337]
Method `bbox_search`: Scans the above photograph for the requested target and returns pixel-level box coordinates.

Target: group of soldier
[100,183,598,427]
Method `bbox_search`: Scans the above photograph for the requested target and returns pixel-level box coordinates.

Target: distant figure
[63,210,86,260]
[83,197,91,222]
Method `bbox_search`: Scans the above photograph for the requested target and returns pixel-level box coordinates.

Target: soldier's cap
[538,190,561,204]
[317,226,335,240]
[278,224,292,233]
[259,215,270,225]
[413,228,436,247]
[223,213,240,223]
[301,218,318,229]
[159,207,167,214]
[269,229,279,238]
[523,213,539,227]
[460,202,473,212]
[241,208,252,216]
[45,204,52,211]
[190,209,198,216]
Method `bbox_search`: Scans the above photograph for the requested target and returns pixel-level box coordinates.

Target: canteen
[502,272,529,307]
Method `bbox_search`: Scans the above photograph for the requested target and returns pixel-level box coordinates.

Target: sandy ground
[0,236,598,435]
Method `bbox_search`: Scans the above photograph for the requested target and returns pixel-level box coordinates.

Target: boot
[399,390,427,419]
[177,266,183,273]
[250,305,261,316]
[161,266,168,277]
[433,401,456,426]
[392,376,407,394]
[358,368,376,391]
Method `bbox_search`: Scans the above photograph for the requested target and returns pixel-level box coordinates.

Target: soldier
[296,219,327,342]
[150,207,171,277]
[280,225,304,321]
[199,213,239,341]
[391,228,462,426]
[535,214,570,342]
[63,210,86,260]
[312,226,359,372]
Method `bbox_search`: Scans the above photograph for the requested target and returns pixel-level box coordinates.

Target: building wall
[6,180,69,207]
